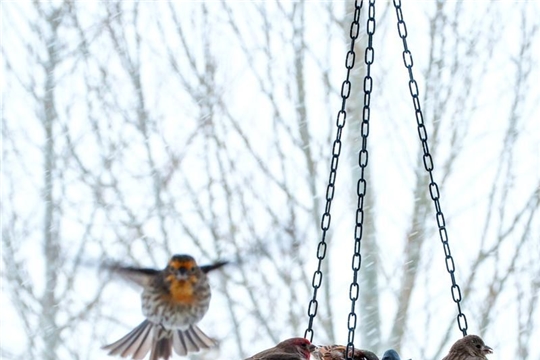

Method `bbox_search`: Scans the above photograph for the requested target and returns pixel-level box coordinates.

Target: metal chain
[305,0,364,343]
[345,1,375,359]
[391,0,468,336]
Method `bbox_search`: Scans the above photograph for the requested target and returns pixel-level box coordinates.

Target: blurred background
[2,1,539,359]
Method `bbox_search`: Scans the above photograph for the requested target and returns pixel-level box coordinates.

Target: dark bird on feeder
[442,335,493,360]
[102,254,227,360]
[381,349,401,360]
[245,338,318,360]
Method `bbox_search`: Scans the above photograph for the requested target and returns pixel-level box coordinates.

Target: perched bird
[102,254,227,360]
[315,345,379,360]
[442,335,493,360]
[381,349,400,360]
[245,338,318,360]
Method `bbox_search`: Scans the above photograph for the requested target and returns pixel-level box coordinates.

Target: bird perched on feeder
[245,338,318,360]
[102,254,227,360]
[314,344,379,360]
[381,349,401,360]
[442,335,493,360]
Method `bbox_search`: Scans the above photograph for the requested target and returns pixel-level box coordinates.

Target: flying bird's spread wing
[103,263,159,287]
[200,261,229,273]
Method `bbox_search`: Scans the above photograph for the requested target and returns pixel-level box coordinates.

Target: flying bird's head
[166,254,200,282]
[162,254,207,304]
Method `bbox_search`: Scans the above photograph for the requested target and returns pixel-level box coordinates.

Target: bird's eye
[476,344,481,349]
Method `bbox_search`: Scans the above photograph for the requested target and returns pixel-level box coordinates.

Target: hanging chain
[345,1,375,359]
[305,0,364,343]
[391,0,468,336]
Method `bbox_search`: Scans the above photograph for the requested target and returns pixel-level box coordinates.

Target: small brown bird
[315,345,379,360]
[442,335,493,360]
[245,338,318,360]
[102,254,227,360]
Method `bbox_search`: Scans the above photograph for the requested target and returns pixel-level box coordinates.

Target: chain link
[305,0,365,343]
[391,0,468,336]
[345,1,375,359]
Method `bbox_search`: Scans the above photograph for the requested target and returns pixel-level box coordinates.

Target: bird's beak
[483,345,493,354]
[175,269,189,280]
[309,344,318,353]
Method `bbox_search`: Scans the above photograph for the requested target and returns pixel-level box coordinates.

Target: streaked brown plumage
[315,345,379,360]
[442,335,493,360]
[102,254,227,360]
[245,338,318,360]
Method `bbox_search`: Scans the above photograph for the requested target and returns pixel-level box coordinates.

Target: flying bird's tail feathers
[103,320,217,359]
[102,320,154,359]
[172,325,217,356]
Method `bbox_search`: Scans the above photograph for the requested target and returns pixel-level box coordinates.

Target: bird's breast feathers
[165,275,198,304]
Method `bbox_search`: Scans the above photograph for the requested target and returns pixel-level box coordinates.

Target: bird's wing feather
[200,261,228,274]
[105,264,159,287]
